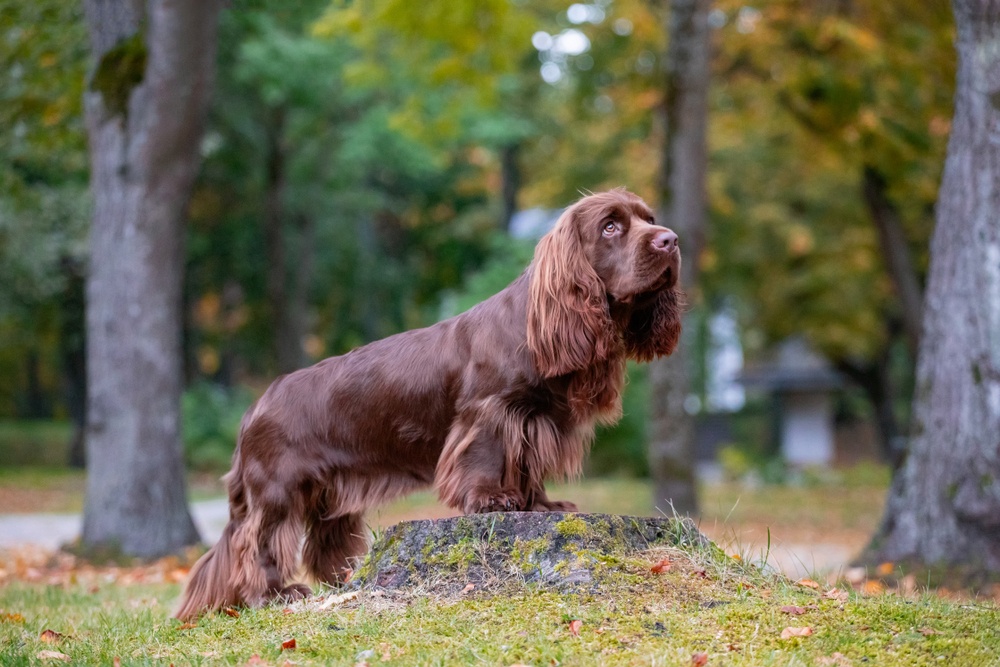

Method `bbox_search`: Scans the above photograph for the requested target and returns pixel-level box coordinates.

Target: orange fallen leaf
[727,643,740,651]
[280,638,296,651]
[876,561,895,577]
[36,650,70,662]
[691,651,709,665]
[730,553,742,562]
[178,622,197,630]
[780,605,807,615]
[224,607,241,617]
[651,558,672,573]
[40,629,64,643]
[1,612,25,624]
[780,626,813,639]
[796,579,821,590]
[568,619,583,636]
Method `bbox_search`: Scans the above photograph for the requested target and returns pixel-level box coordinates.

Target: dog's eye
[602,220,617,236]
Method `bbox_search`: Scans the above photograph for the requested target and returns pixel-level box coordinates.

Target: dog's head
[527,188,684,377]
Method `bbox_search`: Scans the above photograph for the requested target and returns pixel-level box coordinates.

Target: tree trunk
[861,166,924,357]
[864,0,1000,575]
[263,105,308,374]
[81,0,221,557]
[648,0,711,517]
[500,143,521,231]
[836,354,905,468]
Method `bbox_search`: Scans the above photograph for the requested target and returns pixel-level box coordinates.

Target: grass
[1,540,998,666]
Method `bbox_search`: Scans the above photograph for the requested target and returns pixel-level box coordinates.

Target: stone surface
[354,512,712,593]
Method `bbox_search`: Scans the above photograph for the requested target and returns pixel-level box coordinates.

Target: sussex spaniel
[175,188,683,620]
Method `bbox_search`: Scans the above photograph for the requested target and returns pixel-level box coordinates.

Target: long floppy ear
[527,207,616,377]
[623,287,685,362]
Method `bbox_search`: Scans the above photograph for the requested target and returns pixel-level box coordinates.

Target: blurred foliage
[181,382,254,471]
[0,0,89,418]
[0,0,958,473]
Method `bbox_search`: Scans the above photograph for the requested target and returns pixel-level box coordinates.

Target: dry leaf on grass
[280,638,297,651]
[224,607,241,618]
[1,612,25,623]
[568,619,583,636]
[823,588,849,603]
[650,558,672,573]
[36,651,70,662]
[780,605,807,615]
[861,580,885,596]
[319,590,360,610]
[40,629,64,643]
[780,626,814,639]
[918,627,942,636]
[691,651,709,665]
[113,657,121,667]
[876,561,895,577]
[461,583,475,594]
[178,622,197,630]
[796,578,821,590]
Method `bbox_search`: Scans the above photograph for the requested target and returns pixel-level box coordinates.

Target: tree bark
[648,0,711,517]
[81,0,221,557]
[864,0,1000,575]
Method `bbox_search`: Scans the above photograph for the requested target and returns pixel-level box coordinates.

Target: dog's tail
[174,449,248,621]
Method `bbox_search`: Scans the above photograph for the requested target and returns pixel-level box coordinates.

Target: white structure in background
[739,337,843,467]
[706,309,745,412]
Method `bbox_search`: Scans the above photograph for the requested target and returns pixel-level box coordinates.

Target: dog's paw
[277,583,312,602]
[465,488,525,513]
[537,499,579,512]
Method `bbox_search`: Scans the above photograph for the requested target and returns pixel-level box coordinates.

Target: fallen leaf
[1,612,25,623]
[461,583,475,593]
[727,643,740,651]
[780,605,807,615]
[40,629,64,643]
[113,658,121,667]
[178,622,197,630]
[319,590,360,610]
[861,580,885,596]
[568,619,583,636]
[36,651,70,662]
[280,638,296,651]
[282,608,294,615]
[918,627,942,636]
[823,587,850,603]
[691,651,709,665]
[796,578,821,590]
[731,553,742,562]
[876,561,895,577]
[650,558,672,573]
[244,654,267,666]
[224,607,240,618]
[780,626,813,639]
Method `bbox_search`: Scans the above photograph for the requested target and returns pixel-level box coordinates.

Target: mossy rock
[354,512,712,594]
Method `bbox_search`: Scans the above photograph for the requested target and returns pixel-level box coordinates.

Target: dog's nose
[652,229,679,251]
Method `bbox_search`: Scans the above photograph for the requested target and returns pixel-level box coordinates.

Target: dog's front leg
[524,484,579,513]
[435,418,526,514]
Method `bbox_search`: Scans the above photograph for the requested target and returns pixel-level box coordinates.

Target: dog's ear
[623,287,685,362]
[527,205,616,377]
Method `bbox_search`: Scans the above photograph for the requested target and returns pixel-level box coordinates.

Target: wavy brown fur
[174,188,682,620]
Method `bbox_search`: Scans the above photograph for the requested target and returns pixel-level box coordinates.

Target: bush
[181,382,254,471]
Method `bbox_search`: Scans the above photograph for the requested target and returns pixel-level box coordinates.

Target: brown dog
[174,188,682,620]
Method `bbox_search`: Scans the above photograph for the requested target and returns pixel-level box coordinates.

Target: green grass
[0,421,74,466]
[1,544,998,666]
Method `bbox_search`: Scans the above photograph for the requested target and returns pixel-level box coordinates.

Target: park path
[0,501,855,581]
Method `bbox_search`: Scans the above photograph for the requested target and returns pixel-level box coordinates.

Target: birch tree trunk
[865,0,1000,574]
[81,0,221,557]
[648,0,710,517]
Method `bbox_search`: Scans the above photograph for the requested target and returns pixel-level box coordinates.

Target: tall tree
[648,0,710,516]
[81,0,221,557]
[864,0,1000,574]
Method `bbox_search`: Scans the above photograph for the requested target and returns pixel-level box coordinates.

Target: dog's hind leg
[302,510,368,585]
